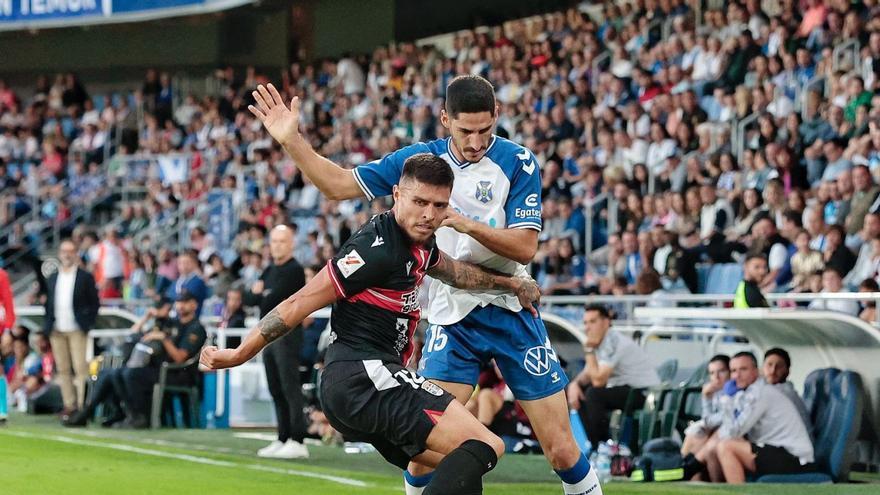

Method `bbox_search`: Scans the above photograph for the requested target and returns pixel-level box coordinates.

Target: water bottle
[0,375,8,421]
[206,411,216,429]
[596,441,612,484]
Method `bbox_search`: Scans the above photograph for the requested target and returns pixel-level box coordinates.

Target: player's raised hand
[513,275,541,317]
[248,83,302,146]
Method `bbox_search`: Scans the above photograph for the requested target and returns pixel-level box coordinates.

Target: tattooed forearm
[428,256,511,291]
[257,307,292,344]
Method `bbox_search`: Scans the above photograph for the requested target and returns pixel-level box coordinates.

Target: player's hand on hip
[200,346,239,370]
[513,275,541,318]
[247,83,302,146]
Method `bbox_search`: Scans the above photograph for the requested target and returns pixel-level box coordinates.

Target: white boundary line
[0,430,369,488]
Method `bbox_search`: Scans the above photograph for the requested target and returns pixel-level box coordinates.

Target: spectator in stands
[166,250,208,317]
[120,290,206,428]
[566,304,660,444]
[89,227,125,300]
[713,352,816,483]
[0,266,14,336]
[845,165,879,236]
[681,355,730,477]
[809,267,860,315]
[750,217,789,291]
[859,278,880,324]
[790,229,825,292]
[734,253,769,308]
[220,288,246,330]
[43,240,99,416]
[64,297,174,427]
[244,225,309,459]
[843,213,880,288]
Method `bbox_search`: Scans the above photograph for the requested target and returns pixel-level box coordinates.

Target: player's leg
[491,306,601,495]
[406,320,483,493]
[716,438,755,484]
[519,391,601,495]
[475,388,504,426]
[420,399,504,495]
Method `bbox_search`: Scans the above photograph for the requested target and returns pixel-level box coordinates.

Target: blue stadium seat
[756,368,864,483]
[704,263,742,295]
[696,264,710,294]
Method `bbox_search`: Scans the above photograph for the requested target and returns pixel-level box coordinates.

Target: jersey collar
[446,135,497,169]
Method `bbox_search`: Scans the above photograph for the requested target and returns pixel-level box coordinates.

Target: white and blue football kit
[353,135,568,400]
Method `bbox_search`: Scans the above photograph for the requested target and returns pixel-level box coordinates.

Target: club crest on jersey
[474,181,494,204]
[337,249,365,278]
[421,381,444,397]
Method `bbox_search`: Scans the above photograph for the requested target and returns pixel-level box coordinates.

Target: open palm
[248,83,302,145]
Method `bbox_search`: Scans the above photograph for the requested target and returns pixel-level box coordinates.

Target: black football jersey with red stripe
[325,211,441,365]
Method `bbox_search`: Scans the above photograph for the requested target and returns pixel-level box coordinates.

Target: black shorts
[320,359,455,469]
[751,443,816,477]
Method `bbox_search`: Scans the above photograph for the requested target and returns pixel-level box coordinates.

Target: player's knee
[477,432,505,460]
[543,436,581,470]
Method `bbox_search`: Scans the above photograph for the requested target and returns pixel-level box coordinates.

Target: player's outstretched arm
[248,83,363,201]
[427,252,541,316]
[200,268,339,369]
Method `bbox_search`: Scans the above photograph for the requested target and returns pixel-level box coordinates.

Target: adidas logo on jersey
[371,236,384,247]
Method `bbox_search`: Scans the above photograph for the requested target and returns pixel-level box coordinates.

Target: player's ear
[440,109,450,129]
[494,102,500,119]
[392,184,400,202]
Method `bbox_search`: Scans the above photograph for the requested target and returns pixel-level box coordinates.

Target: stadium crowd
[1,0,880,478]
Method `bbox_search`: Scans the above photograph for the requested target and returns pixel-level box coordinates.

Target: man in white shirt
[43,240,100,416]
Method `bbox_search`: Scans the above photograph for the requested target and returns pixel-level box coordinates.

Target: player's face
[730,357,759,389]
[442,109,497,163]
[582,310,610,340]
[762,354,789,385]
[393,180,451,244]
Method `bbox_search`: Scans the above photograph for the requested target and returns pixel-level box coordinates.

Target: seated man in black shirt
[121,290,207,428]
[64,297,175,427]
[201,154,542,495]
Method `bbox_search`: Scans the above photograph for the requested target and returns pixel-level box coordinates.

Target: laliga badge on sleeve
[337,249,366,278]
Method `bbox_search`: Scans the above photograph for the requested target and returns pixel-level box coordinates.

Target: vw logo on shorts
[523,345,552,376]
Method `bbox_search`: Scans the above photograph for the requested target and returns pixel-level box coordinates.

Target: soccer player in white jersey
[248,76,601,495]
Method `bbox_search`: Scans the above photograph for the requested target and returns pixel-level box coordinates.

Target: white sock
[404,482,425,495]
[562,468,602,495]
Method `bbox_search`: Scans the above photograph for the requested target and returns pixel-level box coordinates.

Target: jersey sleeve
[504,147,543,231]
[351,142,432,200]
[327,228,394,298]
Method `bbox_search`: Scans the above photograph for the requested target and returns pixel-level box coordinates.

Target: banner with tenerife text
[0,0,253,31]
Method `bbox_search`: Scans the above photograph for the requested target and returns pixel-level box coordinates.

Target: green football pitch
[1,413,876,494]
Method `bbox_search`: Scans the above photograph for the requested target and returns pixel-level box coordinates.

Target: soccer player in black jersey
[201,153,540,494]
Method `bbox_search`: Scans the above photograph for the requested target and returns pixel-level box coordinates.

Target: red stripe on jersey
[423,409,445,425]
[325,260,347,298]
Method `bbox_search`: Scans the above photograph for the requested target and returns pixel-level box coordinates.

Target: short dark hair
[764,347,791,368]
[584,303,611,319]
[745,252,767,264]
[401,153,454,189]
[732,351,758,367]
[709,354,730,369]
[445,75,496,118]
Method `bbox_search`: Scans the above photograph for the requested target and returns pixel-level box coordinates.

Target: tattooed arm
[427,252,542,317]
[200,268,339,369]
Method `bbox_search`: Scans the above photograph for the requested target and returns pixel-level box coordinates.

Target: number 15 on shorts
[426,324,447,353]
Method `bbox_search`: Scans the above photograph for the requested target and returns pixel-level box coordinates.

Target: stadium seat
[756,368,865,483]
[150,356,202,429]
[704,263,743,295]
[656,358,679,385]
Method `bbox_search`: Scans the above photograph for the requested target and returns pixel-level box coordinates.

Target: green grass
[0,413,876,494]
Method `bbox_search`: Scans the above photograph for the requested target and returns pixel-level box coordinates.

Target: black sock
[423,440,498,495]
[682,453,706,480]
